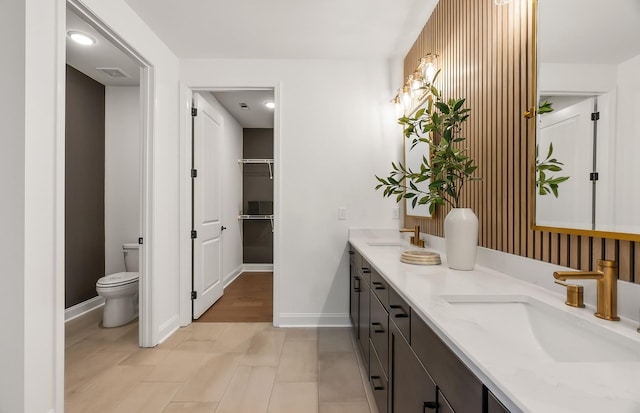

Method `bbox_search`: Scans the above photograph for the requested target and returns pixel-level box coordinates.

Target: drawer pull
[362,267,371,274]
[423,401,438,411]
[372,281,386,290]
[371,376,385,390]
[390,304,409,318]
[371,322,385,333]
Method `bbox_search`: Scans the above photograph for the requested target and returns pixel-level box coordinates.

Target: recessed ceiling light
[264,101,275,109]
[68,31,96,46]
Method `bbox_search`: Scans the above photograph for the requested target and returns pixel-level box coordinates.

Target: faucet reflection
[553,260,619,321]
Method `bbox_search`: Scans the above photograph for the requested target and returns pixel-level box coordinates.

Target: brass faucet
[553,259,619,321]
[400,225,424,248]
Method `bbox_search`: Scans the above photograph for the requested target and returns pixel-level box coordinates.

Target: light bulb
[68,31,96,46]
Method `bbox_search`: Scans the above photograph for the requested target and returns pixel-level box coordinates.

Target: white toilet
[96,243,140,328]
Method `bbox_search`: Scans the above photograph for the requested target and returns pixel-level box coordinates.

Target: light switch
[338,207,347,220]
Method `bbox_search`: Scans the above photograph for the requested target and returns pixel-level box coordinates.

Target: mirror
[534,0,640,238]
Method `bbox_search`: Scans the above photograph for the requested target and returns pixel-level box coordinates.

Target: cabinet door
[370,292,389,377]
[437,390,455,413]
[350,272,360,337]
[390,321,437,413]
[487,390,510,413]
[358,279,370,373]
[370,341,388,413]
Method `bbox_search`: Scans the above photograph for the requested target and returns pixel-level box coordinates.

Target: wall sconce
[391,53,439,116]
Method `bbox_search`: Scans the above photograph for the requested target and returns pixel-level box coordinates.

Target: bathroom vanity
[349,229,640,413]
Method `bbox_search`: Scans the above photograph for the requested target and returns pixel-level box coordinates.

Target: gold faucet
[400,225,424,248]
[553,259,619,321]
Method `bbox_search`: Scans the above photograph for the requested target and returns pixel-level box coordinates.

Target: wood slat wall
[403,0,639,284]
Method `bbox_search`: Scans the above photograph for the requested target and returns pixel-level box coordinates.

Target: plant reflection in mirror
[375,70,480,215]
[535,101,570,197]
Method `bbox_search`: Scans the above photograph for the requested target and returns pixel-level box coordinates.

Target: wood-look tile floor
[65,309,374,413]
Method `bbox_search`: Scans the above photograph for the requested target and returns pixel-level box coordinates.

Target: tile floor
[65,309,375,413]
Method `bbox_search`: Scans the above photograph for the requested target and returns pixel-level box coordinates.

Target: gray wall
[65,65,105,308]
[243,128,274,263]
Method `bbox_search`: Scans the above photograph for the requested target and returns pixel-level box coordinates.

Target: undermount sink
[366,241,403,246]
[441,294,640,363]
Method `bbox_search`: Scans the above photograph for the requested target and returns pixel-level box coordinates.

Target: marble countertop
[349,229,640,413]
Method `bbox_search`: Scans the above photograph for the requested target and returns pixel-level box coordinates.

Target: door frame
[178,85,281,326]
[60,0,155,357]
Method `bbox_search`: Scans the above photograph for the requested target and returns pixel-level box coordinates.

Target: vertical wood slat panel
[402,0,639,284]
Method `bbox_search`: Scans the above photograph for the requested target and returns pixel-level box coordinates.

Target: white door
[537,96,595,229]
[192,93,224,319]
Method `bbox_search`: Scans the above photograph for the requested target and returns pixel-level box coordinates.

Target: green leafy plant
[535,100,570,197]
[536,142,569,197]
[375,72,480,215]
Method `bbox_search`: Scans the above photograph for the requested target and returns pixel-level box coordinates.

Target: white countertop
[349,229,640,413]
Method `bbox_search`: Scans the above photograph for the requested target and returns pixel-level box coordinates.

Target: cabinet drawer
[356,251,371,284]
[437,390,455,413]
[370,268,389,310]
[369,341,388,413]
[411,315,483,413]
[369,291,389,377]
[388,288,411,341]
[487,389,510,413]
[358,279,370,373]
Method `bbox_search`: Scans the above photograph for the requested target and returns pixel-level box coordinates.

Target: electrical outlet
[338,207,347,220]
[392,207,400,219]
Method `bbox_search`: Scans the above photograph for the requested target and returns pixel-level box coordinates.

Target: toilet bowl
[96,243,139,328]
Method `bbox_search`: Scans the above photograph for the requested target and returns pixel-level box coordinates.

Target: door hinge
[591,112,600,121]
[590,172,599,181]
[191,107,198,116]
[191,291,197,300]
[138,237,143,245]
[191,169,198,178]
[191,230,197,239]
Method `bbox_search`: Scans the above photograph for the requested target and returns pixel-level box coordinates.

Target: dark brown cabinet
[348,245,510,413]
[390,320,437,412]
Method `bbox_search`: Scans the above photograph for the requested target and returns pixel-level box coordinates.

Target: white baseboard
[242,263,274,272]
[278,312,350,327]
[157,314,180,346]
[223,265,243,288]
[65,296,104,322]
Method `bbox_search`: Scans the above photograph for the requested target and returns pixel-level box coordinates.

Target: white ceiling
[66,7,141,86]
[211,90,275,128]
[539,0,640,64]
[123,0,438,59]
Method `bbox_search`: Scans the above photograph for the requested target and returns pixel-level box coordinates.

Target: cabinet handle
[370,376,385,390]
[372,281,386,290]
[390,304,409,318]
[371,322,385,333]
[353,277,360,292]
[423,401,438,411]
[361,267,371,274]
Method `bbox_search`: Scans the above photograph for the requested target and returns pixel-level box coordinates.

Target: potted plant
[375,73,481,270]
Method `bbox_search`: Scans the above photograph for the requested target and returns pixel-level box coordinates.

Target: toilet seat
[97,272,139,288]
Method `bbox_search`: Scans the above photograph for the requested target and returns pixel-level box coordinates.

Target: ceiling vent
[96,67,129,78]
[239,102,250,110]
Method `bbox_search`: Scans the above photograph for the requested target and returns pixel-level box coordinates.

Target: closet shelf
[239,159,274,179]
[238,214,274,232]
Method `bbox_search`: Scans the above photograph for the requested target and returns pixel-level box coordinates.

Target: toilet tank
[122,243,140,272]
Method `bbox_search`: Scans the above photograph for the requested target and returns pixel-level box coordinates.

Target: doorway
[187,89,276,323]
[64,0,153,346]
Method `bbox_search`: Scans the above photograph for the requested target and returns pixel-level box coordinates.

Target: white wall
[105,86,141,274]
[0,2,27,411]
[539,63,617,94]
[181,59,402,326]
[200,92,244,284]
[613,53,640,233]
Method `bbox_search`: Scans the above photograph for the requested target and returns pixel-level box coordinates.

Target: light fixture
[68,31,96,46]
[419,53,438,84]
[391,53,439,116]
[264,101,275,109]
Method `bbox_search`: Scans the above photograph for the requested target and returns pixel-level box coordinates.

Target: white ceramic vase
[444,208,478,271]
